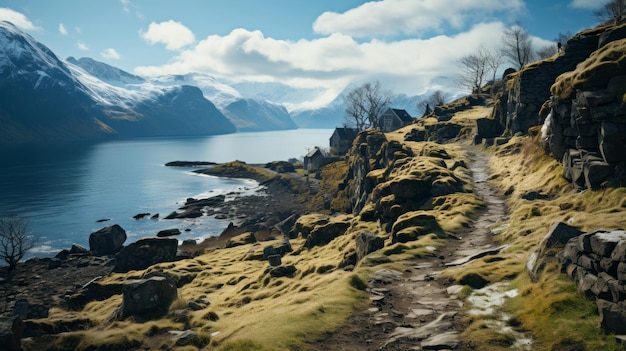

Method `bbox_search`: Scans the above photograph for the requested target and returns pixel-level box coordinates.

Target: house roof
[331,127,359,141]
[305,147,323,158]
[389,108,413,123]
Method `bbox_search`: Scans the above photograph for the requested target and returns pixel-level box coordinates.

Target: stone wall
[546,87,626,189]
[529,223,626,335]
[505,30,600,135]
[558,229,626,335]
[543,25,626,189]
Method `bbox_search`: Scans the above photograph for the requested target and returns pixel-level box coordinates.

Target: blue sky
[0,0,610,102]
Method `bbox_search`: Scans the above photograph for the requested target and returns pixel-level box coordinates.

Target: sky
[0,0,611,107]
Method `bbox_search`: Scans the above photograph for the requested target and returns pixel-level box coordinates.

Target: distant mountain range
[0,20,460,144]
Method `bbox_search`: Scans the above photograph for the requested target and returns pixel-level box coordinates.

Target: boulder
[267,254,282,267]
[225,232,256,248]
[263,240,293,259]
[157,228,181,237]
[598,299,626,335]
[89,224,127,256]
[0,317,24,351]
[12,299,49,319]
[264,265,297,278]
[355,232,384,262]
[121,276,177,319]
[70,244,89,255]
[114,237,178,273]
[391,211,444,243]
[475,117,503,138]
[304,220,351,248]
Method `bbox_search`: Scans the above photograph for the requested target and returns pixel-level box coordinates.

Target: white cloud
[121,0,144,19]
[75,26,82,34]
[76,41,89,51]
[58,23,68,35]
[135,22,511,103]
[0,8,41,31]
[312,0,525,37]
[101,48,121,60]
[569,0,610,9]
[140,20,195,51]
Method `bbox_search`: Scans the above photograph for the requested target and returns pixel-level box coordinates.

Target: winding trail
[310,145,509,351]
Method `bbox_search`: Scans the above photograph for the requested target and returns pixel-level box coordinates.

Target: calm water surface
[0,129,332,258]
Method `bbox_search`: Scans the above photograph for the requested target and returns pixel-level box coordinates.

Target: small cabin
[379,108,414,132]
[303,147,325,172]
[329,127,358,155]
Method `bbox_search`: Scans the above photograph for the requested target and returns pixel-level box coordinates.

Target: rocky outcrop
[526,222,583,282]
[505,28,602,135]
[120,275,177,319]
[165,195,226,219]
[355,232,384,262]
[224,232,256,248]
[0,317,24,351]
[558,229,626,335]
[88,224,127,256]
[114,237,178,273]
[544,35,626,189]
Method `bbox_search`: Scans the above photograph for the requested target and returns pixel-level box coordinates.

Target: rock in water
[89,224,127,255]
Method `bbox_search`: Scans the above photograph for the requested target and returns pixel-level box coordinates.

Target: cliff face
[503,23,626,190]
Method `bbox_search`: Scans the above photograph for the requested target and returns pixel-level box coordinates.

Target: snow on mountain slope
[146,73,242,108]
[67,56,145,87]
[0,21,236,143]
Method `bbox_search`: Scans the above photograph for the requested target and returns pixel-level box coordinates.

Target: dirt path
[309,145,508,350]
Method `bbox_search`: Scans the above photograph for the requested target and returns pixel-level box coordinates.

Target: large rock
[598,299,626,335]
[475,117,504,138]
[89,224,127,255]
[304,220,351,248]
[114,237,178,273]
[121,276,177,319]
[527,222,583,282]
[391,211,444,243]
[225,232,256,248]
[0,317,24,351]
[355,232,384,262]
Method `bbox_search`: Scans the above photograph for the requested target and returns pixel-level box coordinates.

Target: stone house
[379,108,414,132]
[303,147,324,172]
[329,127,358,155]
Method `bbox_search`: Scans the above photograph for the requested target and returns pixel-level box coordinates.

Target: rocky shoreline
[0,160,309,344]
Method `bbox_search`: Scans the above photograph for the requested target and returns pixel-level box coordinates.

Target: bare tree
[501,24,535,70]
[595,0,626,24]
[0,216,36,273]
[458,48,489,93]
[344,81,392,130]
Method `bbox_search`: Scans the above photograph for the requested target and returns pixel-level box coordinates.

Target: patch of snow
[466,282,533,350]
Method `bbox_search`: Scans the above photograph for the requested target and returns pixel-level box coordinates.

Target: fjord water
[0,129,332,258]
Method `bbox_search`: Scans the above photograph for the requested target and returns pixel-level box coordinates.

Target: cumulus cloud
[312,0,525,37]
[0,8,40,31]
[135,21,515,101]
[140,20,195,51]
[59,23,68,35]
[569,0,610,9]
[76,41,89,51]
[101,48,121,60]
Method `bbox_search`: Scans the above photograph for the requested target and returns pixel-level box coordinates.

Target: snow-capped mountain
[66,56,145,87]
[141,73,297,131]
[0,20,235,144]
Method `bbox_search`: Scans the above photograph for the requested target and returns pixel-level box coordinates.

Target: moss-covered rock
[391,211,445,243]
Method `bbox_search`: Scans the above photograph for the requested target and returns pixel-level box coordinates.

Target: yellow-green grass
[42,109,497,350]
[450,135,626,350]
